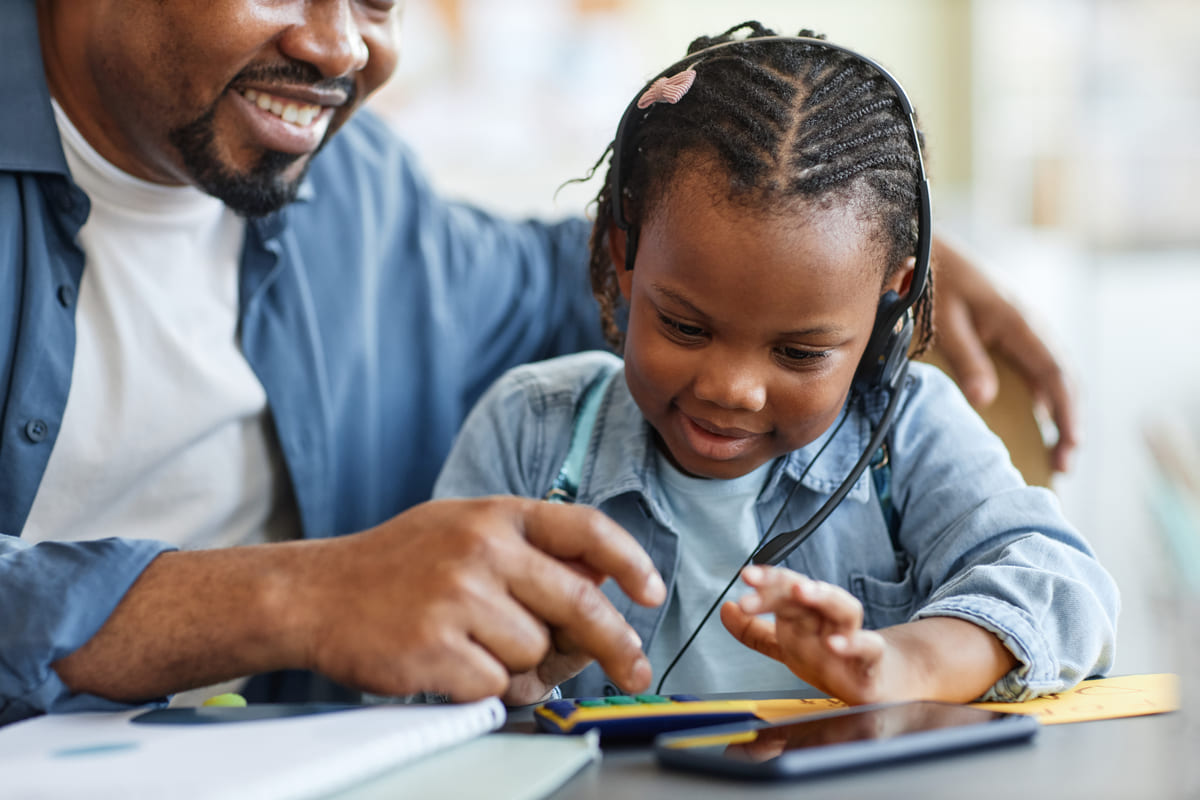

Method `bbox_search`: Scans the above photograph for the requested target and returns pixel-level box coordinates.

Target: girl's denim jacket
[433,352,1119,702]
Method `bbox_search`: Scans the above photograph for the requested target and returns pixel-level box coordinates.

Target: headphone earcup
[853,291,913,392]
[878,312,914,390]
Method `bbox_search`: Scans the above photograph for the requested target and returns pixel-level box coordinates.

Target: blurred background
[368,0,1200,692]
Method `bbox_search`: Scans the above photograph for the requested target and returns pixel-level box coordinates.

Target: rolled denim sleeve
[0,535,175,724]
[890,366,1120,701]
[909,491,1120,700]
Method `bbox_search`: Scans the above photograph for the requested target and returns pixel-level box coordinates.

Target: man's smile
[229,86,335,155]
[239,88,324,126]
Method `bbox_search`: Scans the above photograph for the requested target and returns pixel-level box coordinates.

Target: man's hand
[501,628,603,707]
[931,236,1079,472]
[54,496,665,705]
[295,497,665,703]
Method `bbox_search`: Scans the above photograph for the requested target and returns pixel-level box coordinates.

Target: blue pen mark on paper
[53,741,139,758]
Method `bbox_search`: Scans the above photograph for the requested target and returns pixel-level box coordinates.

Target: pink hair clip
[637,68,697,109]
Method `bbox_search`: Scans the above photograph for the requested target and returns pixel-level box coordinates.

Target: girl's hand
[720,565,914,705]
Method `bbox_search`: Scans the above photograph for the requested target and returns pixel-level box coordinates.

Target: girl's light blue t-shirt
[647,452,803,694]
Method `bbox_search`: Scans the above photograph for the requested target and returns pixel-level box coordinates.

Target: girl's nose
[691,354,768,412]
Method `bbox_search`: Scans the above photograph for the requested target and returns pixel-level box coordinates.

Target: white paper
[0,698,505,800]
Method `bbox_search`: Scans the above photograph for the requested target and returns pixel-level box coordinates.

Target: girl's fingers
[827,629,886,667]
[738,565,791,614]
[740,567,866,642]
[787,577,864,631]
[740,564,770,587]
[720,601,784,662]
[738,566,813,614]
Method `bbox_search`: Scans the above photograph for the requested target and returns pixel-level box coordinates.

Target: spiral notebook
[0,697,505,799]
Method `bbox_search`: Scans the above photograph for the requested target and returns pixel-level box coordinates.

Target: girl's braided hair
[587,21,934,355]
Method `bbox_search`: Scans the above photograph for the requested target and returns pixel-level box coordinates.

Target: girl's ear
[608,222,635,300]
[885,256,917,297]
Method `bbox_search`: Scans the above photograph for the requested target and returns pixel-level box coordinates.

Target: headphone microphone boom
[606,34,932,566]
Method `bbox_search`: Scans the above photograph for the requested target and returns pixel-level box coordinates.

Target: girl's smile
[673,406,767,462]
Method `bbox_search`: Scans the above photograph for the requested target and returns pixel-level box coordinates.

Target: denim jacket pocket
[851,561,918,630]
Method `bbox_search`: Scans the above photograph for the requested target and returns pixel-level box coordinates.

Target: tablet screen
[658,701,1039,780]
[714,702,1013,763]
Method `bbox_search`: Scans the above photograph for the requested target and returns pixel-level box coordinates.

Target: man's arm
[0,536,174,723]
[52,497,665,704]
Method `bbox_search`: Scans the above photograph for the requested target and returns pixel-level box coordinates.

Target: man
[0,0,1076,724]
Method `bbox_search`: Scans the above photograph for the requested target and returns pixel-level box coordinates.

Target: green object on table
[635,694,671,704]
[201,692,248,708]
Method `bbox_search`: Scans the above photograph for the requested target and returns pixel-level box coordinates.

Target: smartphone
[655,700,1038,780]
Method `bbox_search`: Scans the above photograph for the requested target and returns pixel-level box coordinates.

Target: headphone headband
[607,34,932,391]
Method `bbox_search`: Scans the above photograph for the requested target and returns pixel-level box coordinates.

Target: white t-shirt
[22,102,297,550]
[647,452,805,694]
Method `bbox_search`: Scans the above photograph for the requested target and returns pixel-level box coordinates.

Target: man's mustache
[232,62,357,105]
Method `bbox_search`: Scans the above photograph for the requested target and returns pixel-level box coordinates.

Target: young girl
[434,22,1118,706]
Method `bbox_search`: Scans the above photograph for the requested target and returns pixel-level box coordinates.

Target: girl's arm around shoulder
[886,363,1120,701]
[433,351,623,502]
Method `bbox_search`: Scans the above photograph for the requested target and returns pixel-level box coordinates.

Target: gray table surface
[503,691,1199,800]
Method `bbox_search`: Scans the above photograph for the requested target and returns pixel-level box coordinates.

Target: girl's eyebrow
[651,283,850,338]
[650,283,706,316]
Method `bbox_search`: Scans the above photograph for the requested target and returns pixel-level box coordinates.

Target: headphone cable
[753,359,909,567]
[653,394,858,695]
[652,364,909,694]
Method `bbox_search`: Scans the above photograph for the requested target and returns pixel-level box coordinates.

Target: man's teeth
[241,89,321,126]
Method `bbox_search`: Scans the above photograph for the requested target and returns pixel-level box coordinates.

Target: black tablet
[655,700,1039,780]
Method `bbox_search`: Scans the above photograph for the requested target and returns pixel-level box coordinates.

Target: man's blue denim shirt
[0,1,604,723]
[434,352,1121,701]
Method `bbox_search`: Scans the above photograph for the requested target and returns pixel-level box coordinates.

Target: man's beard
[168,105,310,218]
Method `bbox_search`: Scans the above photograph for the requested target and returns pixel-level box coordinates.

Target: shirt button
[57,284,76,308]
[25,419,49,443]
[602,683,620,697]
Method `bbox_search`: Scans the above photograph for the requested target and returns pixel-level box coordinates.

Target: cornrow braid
[588,22,934,356]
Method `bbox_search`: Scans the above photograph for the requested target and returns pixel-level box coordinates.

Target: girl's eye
[778,346,829,364]
[360,0,398,13]
[657,313,705,340]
